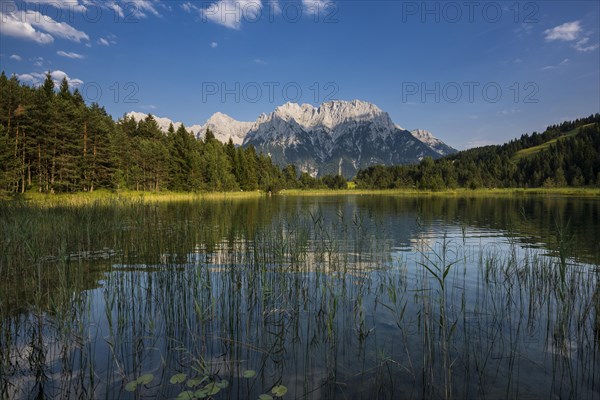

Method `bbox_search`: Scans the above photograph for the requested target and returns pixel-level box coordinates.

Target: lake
[1,194,599,399]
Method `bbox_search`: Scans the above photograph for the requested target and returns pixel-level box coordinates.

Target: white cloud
[0,3,89,44]
[210,41,218,48]
[31,57,44,67]
[302,0,333,16]
[22,0,88,13]
[57,50,84,59]
[17,70,83,87]
[543,21,598,53]
[181,2,198,13]
[253,57,267,64]
[98,38,110,46]
[128,0,160,18]
[544,21,582,41]
[541,58,569,71]
[0,10,54,44]
[574,37,599,52]
[498,108,521,116]
[24,11,89,42]
[10,54,22,61]
[107,2,124,18]
[201,0,263,29]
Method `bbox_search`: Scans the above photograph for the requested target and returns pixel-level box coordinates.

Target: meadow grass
[1,187,598,208]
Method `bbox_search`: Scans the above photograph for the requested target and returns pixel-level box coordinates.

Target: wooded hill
[355,114,600,190]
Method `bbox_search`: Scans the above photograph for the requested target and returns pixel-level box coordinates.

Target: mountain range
[127,100,456,178]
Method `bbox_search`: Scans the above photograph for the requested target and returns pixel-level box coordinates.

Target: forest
[1,71,598,194]
[355,114,600,190]
[0,72,342,194]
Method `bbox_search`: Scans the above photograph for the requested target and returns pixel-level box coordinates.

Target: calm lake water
[1,195,599,399]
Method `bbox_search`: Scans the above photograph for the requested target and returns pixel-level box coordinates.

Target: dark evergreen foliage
[355,114,600,190]
[0,73,347,193]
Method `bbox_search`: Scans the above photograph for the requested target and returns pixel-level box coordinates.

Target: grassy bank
[278,187,600,197]
[2,189,266,206]
[2,187,599,207]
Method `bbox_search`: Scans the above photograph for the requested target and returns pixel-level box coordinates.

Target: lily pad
[194,389,208,398]
[259,394,274,400]
[242,369,256,378]
[204,382,221,396]
[272,385,288,397]
[186,377,204,388]
[216,379,229,389]
[138,373,154,385]
[170,373,187,384]
[124,381,138,392]
[175,391,194,400]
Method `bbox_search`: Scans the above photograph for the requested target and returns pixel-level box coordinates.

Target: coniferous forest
[1,71,599,194]
[355,114,600,190]
[0,72,333,194]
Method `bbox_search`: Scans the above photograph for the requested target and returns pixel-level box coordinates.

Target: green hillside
[513,123,594,160]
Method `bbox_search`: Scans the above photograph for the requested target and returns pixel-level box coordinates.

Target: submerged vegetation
[1,196,599,398]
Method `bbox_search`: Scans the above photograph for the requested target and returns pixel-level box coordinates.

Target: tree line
[0,72,347,194]
[2,71,598,194]
[355,115,600,190]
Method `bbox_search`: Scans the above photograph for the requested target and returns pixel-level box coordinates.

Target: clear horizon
[1,0,599,149]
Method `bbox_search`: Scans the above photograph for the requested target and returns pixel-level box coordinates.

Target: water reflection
[0,195,599,399]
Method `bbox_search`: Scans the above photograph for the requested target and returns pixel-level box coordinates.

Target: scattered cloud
[10,54,22,61]
[107,2,124,18]
[573,37,599,52]
[498,108,521,116]
[544,21,582,42]
[97,36,117,46]
[541,58,569,71]
[140,104,158,110]
[0,4,89,44]
[210,41,218,48]
[253,57,267,65]
[17,70,83,87]
[544,21,598,52]
[22,0,87,13]
[128,0,161,18]
[302,0,333,16]
[200,0,263,30]
[0,10,54,44]
[181,2,198,13]
[514,23,534,38]
[57,50,84,59]
[31,57,44,67]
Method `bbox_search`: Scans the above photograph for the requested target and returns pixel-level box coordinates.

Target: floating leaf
[124,380,139,392]
[170,373,187,384]
[204,382,221,395]
[259,394,274,400]
[242,369,256,378]
[186,377,204,388]
[272,385,288,397]
[216,379,229,389]
[175,391,194,400]
[138,373,154,385]
[194,389,208,398]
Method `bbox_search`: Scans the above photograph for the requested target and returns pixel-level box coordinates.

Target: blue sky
[1,0,599,149]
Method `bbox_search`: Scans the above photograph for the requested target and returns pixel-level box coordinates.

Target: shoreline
[2,187,599,206]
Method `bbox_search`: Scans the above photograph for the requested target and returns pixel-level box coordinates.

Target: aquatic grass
[1,196,599,399]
